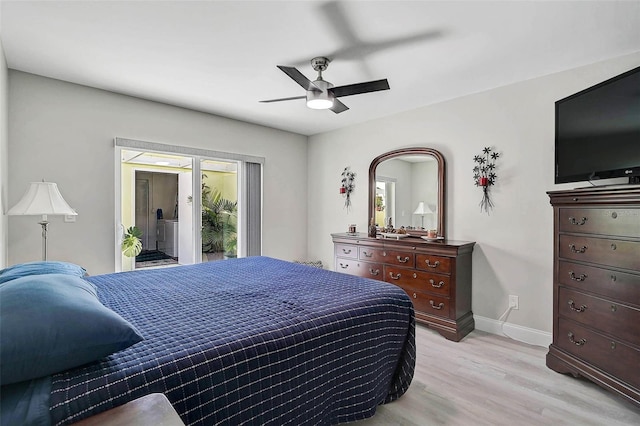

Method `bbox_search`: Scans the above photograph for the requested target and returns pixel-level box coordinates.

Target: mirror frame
[368,147,446,238]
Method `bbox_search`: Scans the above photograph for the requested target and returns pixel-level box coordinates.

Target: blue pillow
[0,261,86,285]
[0,274,143,385]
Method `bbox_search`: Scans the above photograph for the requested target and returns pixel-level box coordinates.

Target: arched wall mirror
[368,147,446,238]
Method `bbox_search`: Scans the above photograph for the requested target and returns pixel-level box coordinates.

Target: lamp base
[38,219,49,261]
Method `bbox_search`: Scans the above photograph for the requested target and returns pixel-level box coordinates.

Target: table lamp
[413,201,433,229]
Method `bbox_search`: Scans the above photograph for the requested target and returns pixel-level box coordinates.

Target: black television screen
[555,65,640,184]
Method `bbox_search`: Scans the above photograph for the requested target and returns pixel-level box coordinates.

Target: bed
[1,256,415,425]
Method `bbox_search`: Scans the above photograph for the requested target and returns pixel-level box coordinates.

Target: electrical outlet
[509,295,519,310]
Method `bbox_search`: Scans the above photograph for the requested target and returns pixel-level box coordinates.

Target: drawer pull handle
[568,300,587,313]
[430,300,445,310]
[339,263,349,269]
[611,274,617,282]
[382,251,387,257]
[611,305,617,312]
[342,248,352,254]
[569,271,587,282]
[363,251,373,258]
[611,342,616,350]
[424,260,440,268]
[389,272,401,280]
[430,279,445,288]
[567,332,586,346]
[396,256,410,263]
[568,216,587,226]
[413,273,417,279]
[412,292,417,299]
[369,268,380,276]
[568,244,587,254]
[610,243,616,251]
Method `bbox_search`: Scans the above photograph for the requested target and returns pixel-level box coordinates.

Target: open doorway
[120,150,194,271]
[134,171,180,268]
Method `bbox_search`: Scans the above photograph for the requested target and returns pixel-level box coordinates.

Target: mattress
[3,256,416,425]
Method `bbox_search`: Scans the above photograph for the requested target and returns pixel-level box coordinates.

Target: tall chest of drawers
[331,233,475,341]
[547,186,640,407]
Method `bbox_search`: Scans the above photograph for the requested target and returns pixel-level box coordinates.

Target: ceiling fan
[260,57,390,114]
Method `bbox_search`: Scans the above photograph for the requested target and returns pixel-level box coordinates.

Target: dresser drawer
[332,234,475,342]
[558,318,640,389]
[558,287,640,344]
[559,207,640,237]
[559,234,640,271]
[404,291,450,318]
[384,266,450,296]
[558,261,640,303]
[359,247,415,268]
[335,244,358,259]
[415,254,451,274]
[335,258,384,281]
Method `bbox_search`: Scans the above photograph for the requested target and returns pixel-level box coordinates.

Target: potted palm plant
[201,187,237,259]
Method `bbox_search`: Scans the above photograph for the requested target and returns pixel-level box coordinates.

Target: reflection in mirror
[375,155,438,229]
[374,178,394,228]
[369,148,445,238]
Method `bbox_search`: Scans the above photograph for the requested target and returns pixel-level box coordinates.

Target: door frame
[116,156,199,272]
[115,137,263,272]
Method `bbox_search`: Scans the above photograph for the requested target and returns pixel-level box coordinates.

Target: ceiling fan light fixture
[306,94,334,109]
[306,79,334,110]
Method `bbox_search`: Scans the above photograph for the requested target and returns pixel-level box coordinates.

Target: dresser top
[548,184,640,206]
[331,233,475,250]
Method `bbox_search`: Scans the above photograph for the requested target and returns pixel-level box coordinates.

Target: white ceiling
[1,1,639,136]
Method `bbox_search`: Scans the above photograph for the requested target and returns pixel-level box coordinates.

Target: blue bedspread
[5,257,415,425]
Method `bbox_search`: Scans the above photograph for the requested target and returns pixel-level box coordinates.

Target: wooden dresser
[547,185,640,407]
[331,233,475,341]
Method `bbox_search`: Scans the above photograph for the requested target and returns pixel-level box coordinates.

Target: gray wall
[0,39,7,268]
[7,71,308,275]
[307,52,640,343]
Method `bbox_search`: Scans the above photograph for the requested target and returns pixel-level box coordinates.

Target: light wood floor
[350,324,640,425]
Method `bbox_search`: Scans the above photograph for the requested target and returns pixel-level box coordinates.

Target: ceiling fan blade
[277,66,320,91]
[329,79,390,98]
[260,95,306,103]
[330,99,349,114]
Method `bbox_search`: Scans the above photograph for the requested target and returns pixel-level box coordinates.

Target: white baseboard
[475,315,552,348]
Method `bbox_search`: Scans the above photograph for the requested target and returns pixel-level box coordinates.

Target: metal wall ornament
[473,147,500,214]
[340,166,356,210]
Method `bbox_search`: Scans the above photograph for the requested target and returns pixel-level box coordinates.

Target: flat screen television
[554,65,640,184]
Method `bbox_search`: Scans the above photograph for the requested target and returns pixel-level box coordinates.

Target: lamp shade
[7,182,76,216]
[413,202,433,215]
